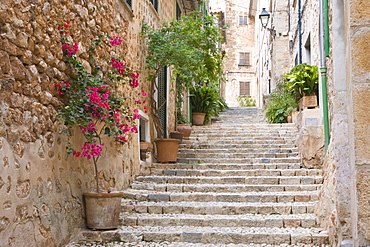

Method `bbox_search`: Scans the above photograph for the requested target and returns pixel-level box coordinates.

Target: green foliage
[237,96,256,107]
[284,63,319,97]
[190,84,228,123]
[141,11,225,84]
[264,81,299,123]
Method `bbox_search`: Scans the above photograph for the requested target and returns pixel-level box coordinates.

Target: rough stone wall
[221,0,257,107]
[345,0,370,245]
[0,0,180,246]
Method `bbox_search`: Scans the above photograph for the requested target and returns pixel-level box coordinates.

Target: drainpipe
[319,0,330,149]
[298,0,302,64]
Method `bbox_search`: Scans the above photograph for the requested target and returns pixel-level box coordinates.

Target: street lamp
[259,8,270,28]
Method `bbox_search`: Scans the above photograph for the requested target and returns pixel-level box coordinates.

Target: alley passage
[68,107,329,247]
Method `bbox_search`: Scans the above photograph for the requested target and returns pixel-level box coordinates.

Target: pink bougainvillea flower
[109,36,123,46]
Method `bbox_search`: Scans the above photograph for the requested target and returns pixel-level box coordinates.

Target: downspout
[319,0,330,149]
[298,0,302,64]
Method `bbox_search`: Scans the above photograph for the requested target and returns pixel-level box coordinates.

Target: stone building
[210,0,259,107]
[0,0,198,246]
[257,0,370,245]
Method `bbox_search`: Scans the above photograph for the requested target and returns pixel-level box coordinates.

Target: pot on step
[83,191,124,230]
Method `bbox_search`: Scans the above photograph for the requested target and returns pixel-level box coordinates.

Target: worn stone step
[122,190,319,203]
[178,148,299,154]
[148,168,322,177]
[131,183,322,193]
[121,213,319,228]
[75,226,329,245]
[67,240,330,247]
[177,152,299,159]
[149,163,303,170]
[121,200,317,215]
[134,175,323,185]
[179,143,299,150]
[177,157,301,164]
[187,139,297,145]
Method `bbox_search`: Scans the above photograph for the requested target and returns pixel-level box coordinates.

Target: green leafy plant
[237,96,256,107]
[141,11,225,136]
[55,22,147,193]
[190,84,228,123]
[264,80,298,123]
[284,63,319,97]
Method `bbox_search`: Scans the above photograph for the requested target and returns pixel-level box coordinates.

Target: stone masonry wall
[0,0,178,246]
[347,0,370,245]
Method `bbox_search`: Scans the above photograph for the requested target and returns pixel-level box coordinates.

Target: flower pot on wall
[83,191,124,230]
[299,95,318,111]
[192,112,206,126]
[154,139,180,163]
[177,124,192,138]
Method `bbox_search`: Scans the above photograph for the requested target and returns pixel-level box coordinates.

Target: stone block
[134,205,148,213]
[148,193,170,202]
[183,231,203,243]
[123,216,138,226]
[294,195,311,202]
[116,231,143,242]
[291,233,312,244]
[147,205,163,214]
[265,218,283,228]
[162,205,182,214]
[101,231,119,241]
[283,218,301,227]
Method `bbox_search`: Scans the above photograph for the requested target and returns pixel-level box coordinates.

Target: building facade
[257,0,370,245]
[210,0,259,107]
[0,0,198,246]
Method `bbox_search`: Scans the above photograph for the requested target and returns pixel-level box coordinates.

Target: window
[125,0,132,8]
[240,81,251,96]
[149,0,158,11]
[239,16,248,25]
[176,2,182,20]
[239,52,251,66]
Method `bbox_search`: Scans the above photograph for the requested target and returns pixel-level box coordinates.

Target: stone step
[177,152,299,159]
[134,175,323,185]
[122,190,319,203]
[187,139,297,145]
[121,200,317,215]
[131,182,322,193]
[148,168,322,177]
[177,157,301,164]
[178,148,299,154]
[67,240,330,247]
[180,143,299,150]
[75,226,329,245]
[149,162,303,170]
[121,213,319,228]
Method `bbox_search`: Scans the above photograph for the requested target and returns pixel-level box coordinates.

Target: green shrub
[264,82,298,123]
[237,96,256,107]
[190,84,228,123]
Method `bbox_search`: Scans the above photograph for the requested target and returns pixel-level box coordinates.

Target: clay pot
[169,131,184,142]
[176,124,192,138]
[83,191,124,230]
[154,139,180,163]
[192,112,206,126]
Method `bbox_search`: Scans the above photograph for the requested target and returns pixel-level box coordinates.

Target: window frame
[239,81,251,96]
[239,52,251,66]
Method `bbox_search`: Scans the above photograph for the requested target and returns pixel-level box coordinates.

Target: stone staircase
[67,107,329,247]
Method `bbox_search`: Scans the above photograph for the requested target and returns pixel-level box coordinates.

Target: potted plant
[55,22,147,229]
[190,83,228,125]
[283,63,319,110]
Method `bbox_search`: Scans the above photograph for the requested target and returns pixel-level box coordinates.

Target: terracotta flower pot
[154,139,180,163]
[83,191,124,230]
[169,131,184,142]
[192,112,206,126]
[177,124,192,138]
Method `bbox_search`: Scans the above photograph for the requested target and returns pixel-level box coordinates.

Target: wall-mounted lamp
[259,8,276,36]
[259,8,270,28]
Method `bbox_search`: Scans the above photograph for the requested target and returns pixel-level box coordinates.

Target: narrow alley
[67,107,329,246]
